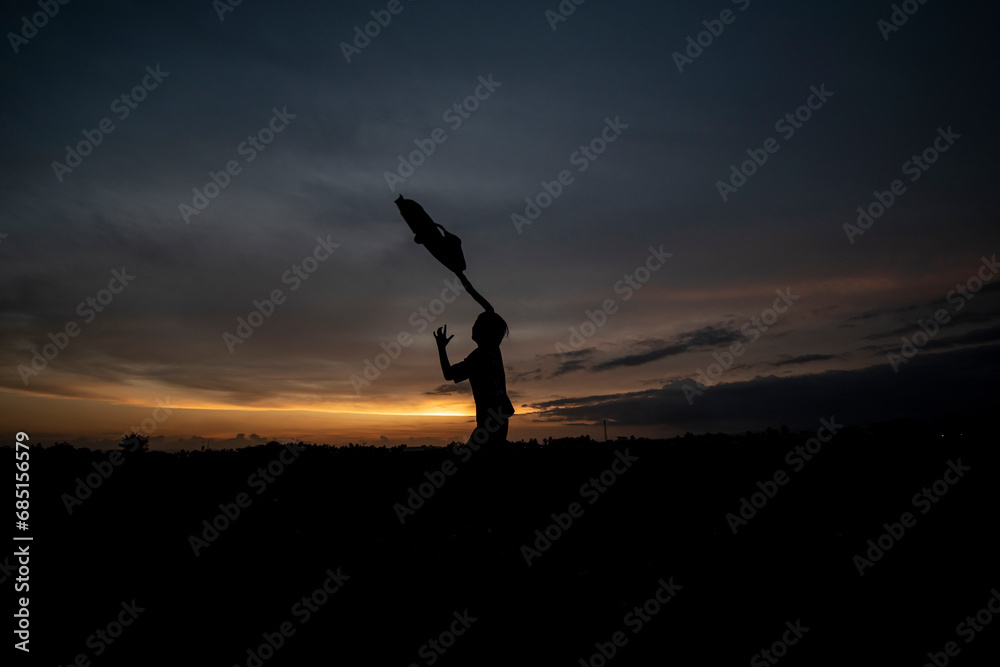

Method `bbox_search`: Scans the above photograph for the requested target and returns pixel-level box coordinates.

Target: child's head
[472,311,508,347]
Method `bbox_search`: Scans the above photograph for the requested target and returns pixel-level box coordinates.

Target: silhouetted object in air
[435,315,514,450]
[395,195,466,273]
[394,195,493,312]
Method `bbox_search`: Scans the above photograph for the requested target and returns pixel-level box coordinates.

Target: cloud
[592,324,742,372]
[424,383,470,396]
[512,348,595,382]
[854,282,1000,338]
[551,349,595,378]
[527,345,1000,433]
[925,324,1000,349]
[769,354,837,367]
[593,344,689,371]
[847,304,921,323]
[676,324,743,347]
[859,320,1000,358]
[511,324,745,380]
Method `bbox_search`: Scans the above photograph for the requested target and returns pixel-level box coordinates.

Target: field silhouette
[18,416,998,666]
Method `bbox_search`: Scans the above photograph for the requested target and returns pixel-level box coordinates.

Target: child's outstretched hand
[434,325,453,348]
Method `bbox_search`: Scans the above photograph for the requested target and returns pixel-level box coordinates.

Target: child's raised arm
[434,325,455,381]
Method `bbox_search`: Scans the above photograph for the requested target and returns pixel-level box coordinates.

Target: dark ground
[9,417,1000,666]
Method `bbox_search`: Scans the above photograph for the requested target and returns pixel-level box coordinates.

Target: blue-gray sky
[2,0,998,447]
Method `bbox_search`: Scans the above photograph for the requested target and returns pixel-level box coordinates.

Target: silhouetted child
[434,312,514,451]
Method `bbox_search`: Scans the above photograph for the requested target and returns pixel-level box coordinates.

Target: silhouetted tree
[120,432,149,454]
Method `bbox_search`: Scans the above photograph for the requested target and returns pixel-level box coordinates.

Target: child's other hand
[434,325,453,347]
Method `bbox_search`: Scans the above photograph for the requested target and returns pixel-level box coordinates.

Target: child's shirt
[451,346,515,422]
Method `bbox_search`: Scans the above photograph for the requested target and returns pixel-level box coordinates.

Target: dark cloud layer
[529,345,1000,433]
[770,354,836,367]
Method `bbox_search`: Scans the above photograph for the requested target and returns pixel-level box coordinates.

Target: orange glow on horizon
[0,387,553,447]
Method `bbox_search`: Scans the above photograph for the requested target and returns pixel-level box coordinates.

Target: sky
[1,0,998,449]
